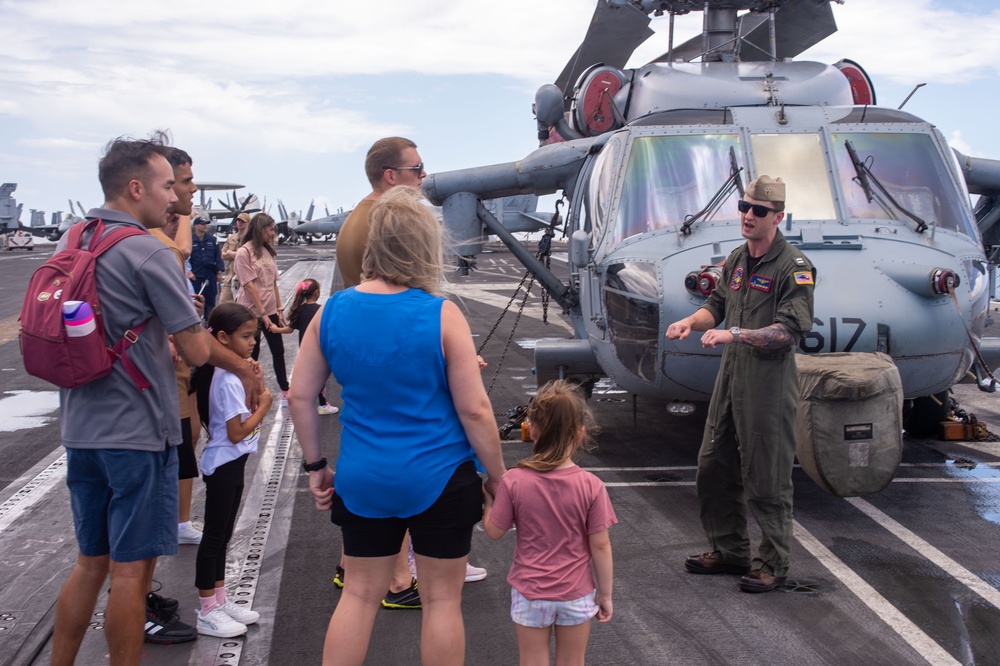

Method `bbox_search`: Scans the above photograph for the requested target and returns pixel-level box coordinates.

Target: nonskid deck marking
[845,497,1000,612]
[793,520,961,666]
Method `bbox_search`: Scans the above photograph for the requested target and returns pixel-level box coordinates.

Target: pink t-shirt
[490,465,617,601]
[233,245,278,316]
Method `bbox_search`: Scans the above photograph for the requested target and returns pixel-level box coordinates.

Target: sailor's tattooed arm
[739,323,794,349]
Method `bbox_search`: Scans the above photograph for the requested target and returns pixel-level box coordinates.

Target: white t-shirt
[200,367,259,476]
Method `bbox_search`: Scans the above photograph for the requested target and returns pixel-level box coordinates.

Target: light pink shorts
[510,587,598,628]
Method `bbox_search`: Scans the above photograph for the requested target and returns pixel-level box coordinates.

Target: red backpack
[19,218,152,390]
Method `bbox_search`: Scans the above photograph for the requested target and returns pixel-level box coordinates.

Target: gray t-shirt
[58,208,202,451]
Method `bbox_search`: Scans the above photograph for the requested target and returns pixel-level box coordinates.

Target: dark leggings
[252,314,288,391]
[195,454,248,590]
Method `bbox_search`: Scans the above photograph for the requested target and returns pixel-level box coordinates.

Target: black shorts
[177,417,199,480]
[330,461,483,559]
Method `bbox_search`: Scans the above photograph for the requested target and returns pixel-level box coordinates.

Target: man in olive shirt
[335,137,426,288]
[666,176,815,593]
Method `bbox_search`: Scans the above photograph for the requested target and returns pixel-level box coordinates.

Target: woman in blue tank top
[289,186,506,666]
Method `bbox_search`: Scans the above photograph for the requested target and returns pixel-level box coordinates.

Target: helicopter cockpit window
[750,133,836,220]
[613,134,742,245]
[830,132,974,236]
[588,133,622,241]
[604,261,659,385]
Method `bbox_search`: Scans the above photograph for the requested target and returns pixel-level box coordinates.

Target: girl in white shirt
[191,302,273,638]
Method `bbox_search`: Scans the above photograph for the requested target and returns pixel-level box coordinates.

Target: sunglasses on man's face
[382,162,425,173]
[737,200,779,218]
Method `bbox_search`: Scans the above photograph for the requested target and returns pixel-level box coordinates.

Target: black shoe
[333,565,345,589]
[144,607,197,644]
[147,591,179,615]
[381,578,421,609]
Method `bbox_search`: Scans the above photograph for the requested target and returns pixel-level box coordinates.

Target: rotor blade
[742,0,836,61]
[649,0,837,64]
[554,0,653,107]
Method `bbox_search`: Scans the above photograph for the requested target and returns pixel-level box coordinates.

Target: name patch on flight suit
[794,271,814,285]
[730,266,744,291]
[749,274,772,292]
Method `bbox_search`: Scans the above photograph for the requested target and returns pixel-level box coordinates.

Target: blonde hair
[518,380,598,473]
[361,186,444,296]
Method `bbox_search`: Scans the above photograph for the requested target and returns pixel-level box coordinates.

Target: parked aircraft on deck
[424,0,1000,437]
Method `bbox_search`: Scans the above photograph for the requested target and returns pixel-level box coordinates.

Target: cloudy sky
[2,0,1000,221]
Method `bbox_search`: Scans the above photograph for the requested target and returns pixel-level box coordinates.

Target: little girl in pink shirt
[484,380,616,665]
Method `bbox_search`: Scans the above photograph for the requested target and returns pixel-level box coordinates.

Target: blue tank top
[319,288,475,518]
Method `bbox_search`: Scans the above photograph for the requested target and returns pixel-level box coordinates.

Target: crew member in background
[666,176,815,594]
[191,217,224,318]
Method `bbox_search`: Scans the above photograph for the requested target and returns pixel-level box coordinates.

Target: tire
[902,390,950,437]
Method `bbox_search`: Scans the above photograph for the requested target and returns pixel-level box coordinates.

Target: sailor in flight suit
[667,175,815,593]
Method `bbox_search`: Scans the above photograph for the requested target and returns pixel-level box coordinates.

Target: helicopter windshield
[830,132,973,235]
[751,133,837,220]
[613,134,742,245]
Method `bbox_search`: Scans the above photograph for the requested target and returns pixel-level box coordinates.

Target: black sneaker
[381,578,421,609]
[147,591,179,615]
[333,565,345,589]
[144,607,197,644]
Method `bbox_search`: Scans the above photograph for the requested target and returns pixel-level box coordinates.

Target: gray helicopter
[424,0,1000,435]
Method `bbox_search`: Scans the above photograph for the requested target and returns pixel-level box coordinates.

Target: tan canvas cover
[796,352,903,496]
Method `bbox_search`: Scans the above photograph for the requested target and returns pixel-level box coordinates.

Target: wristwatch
[302,457,327,473]
[730,327,741,343]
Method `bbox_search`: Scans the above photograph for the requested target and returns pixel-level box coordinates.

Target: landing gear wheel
[903,390,950,437]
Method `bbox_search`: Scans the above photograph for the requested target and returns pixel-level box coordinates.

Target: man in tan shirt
[335,137,426,288]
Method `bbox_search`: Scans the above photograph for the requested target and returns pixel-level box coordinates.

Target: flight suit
[696,230,814,576]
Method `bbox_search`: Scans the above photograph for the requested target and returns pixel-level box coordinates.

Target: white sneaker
[222,599,260,625]
[196,606,247,638]
[318,404,339,415]
[465,563,487,583]
[177,523,203,545]
[280,391,289,407]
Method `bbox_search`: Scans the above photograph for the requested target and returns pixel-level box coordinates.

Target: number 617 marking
[799,317,866,353]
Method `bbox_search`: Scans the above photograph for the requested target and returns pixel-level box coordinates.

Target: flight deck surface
[0,240,998,665]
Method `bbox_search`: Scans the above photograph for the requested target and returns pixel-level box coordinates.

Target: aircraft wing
[499,212,554,233]
[24,225,61,239]
[194,182,245,191]
[293,210,351,236]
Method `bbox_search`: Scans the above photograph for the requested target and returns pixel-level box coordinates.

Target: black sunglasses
[382,162,424,173]
[737,200,779,217]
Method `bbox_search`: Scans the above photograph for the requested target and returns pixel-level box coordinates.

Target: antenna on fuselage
[898,83,926,110]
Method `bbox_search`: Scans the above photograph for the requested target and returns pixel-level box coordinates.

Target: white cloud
[802,0,1000,85]
[948,130,973,157]
[2,0,999,214]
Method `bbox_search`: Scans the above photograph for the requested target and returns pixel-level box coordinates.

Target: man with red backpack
[48,133,262,666]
